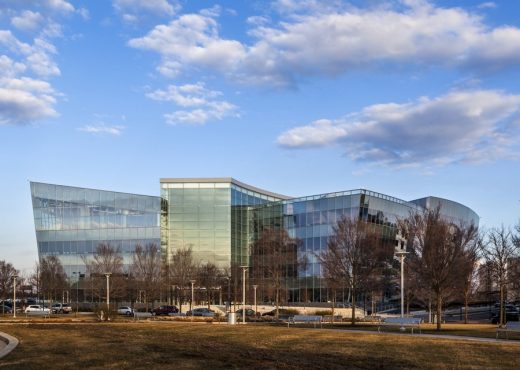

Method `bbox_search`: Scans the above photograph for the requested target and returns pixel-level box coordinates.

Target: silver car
[117,306,133,316]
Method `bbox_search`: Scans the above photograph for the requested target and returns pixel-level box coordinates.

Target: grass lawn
[1,321,518,369]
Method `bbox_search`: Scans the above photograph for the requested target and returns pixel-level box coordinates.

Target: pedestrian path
[328,328,520,344]
[0,331,19,359]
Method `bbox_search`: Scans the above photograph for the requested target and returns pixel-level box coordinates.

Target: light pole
[240,266,248,324]
[12,275,18,318]
[73,271,80,317]
[225,276,231,313]
[104,273,111,319]
[395,231,408,331]
[190,279,196,322]
[253,285,258,316]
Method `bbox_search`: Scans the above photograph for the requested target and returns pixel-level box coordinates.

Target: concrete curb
[0,331,19,359]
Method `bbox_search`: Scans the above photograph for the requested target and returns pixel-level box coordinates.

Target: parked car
[51,303,72,314]
[117,306,134,316]
[186,308,215,317]
[261,309,295,318]
[491,311,520,324]
[0,305,13,314]
[151,305,179,316]
[25,305,50,313]
[235,308,256,318]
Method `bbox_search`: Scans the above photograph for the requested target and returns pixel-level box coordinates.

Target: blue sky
[1,0,520,274]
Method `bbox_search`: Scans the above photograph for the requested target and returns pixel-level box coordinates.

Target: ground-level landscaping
[1,322,518,369]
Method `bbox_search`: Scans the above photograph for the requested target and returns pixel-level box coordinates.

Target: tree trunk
[351,286,356,326]
[275,287,280,319]
[499,284,505,327]
[436,293,442,331]
[331,290,335,324]
[464,291,469,324]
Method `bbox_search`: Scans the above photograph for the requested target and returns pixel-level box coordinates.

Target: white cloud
[129,1,520,87]
[246,16,270,27]
[113,0,179,21]
[44,0,75,13]
[0,0,82,125]
[147,82,238,125]
[77,8,90,20]
[0,77,58,125]
[78,124,126,136]
[11,10,44,31]
[478,2,496,9]
[277,89,520,167]
[129,13,246,78]
[146,82,221,107]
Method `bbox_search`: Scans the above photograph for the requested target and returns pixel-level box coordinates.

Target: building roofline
[159,177,291,200]
[29,181,158,199]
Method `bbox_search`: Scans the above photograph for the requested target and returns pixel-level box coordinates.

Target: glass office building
[31,178,478,302]
[30,182,160,278]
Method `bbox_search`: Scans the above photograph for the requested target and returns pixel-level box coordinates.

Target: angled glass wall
[30,182,160,278]
[160,178,287,270]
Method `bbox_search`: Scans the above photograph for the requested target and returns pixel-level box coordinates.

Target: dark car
[261,309,295,318]
[491,311,520,324]
[0,305,13,314]
[151,305,179,316]
[186,308,215,317]
[235,308,256,318]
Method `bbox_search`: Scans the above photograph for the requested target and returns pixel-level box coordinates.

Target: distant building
[30,178,478,302]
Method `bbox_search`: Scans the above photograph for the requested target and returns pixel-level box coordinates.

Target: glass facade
[410,196,479,226]
[30,178,479,303]
[31,182,160,278]
[250,189,424,302]
[160,178,287,269]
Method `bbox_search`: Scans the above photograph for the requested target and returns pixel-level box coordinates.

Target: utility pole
[395,231,408,331]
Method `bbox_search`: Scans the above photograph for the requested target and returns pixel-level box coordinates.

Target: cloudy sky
[1,0,520,273]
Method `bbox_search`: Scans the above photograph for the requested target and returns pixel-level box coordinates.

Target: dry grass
[1,321,518,369]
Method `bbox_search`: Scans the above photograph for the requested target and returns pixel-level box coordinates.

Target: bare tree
[83,243,126,303]
[197,262,220,308]
[39,256,68,302]
[318,216,384,325]
[400,206,478,331]
[251,228,304,318]
[169,246,196,313]
[0,261,19,311]
[458,235,481,324]
[482,225,520,326]
[28,262,41,303]
[131,243,162,310]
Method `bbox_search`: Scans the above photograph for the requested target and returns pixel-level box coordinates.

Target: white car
[25,305,50,313]
[117,306,133,316]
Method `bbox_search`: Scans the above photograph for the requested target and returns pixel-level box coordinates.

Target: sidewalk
[328,327,520,344]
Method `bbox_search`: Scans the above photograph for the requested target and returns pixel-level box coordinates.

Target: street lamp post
[395,231,408,331]
[240,266,248,325]
[104,273,111,320]
[226,276,231,313]
[190,279,196,322]
[73,271,80,317]
[12,275,18,318]
[253,285,258,316]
